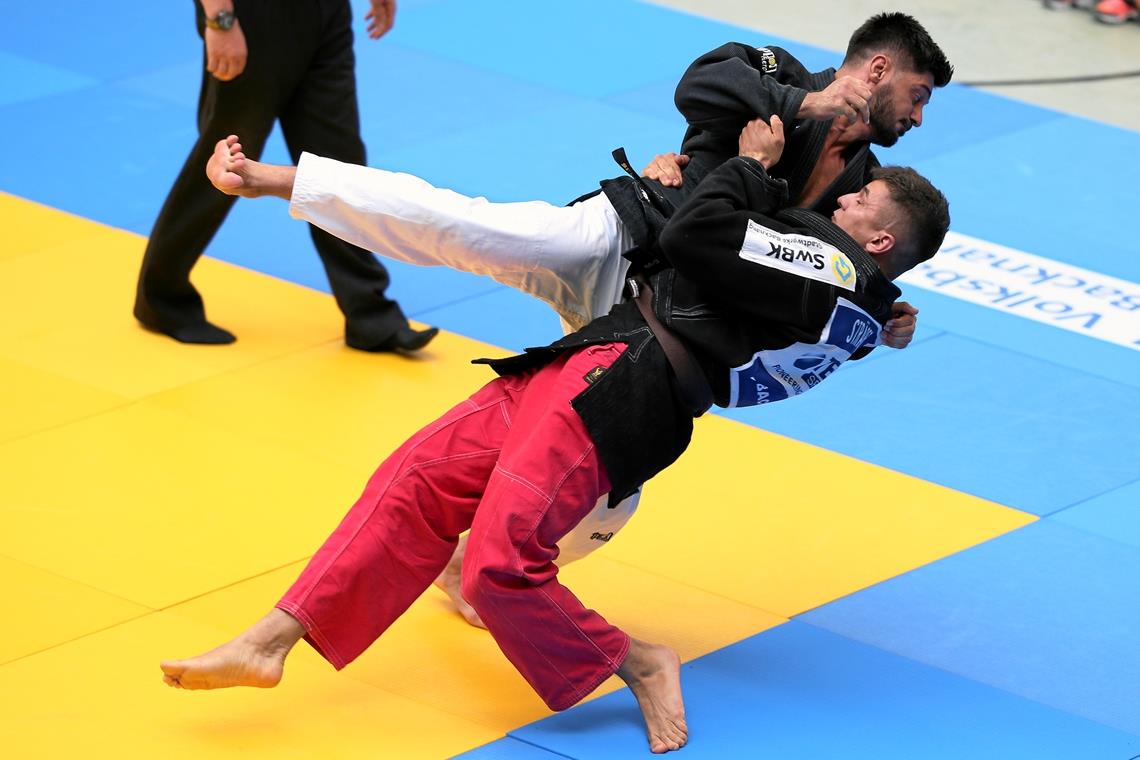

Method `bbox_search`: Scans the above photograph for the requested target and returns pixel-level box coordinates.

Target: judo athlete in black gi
[643,14,951,210]
[162,115,950,755]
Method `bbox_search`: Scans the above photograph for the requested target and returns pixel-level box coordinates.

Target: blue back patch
[728,298,880,407]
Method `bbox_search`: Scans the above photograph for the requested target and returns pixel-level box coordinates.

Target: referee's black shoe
[352,325,440,354]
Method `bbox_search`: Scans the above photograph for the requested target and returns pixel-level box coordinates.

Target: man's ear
[865,229,895,255]
[869,53,891,84]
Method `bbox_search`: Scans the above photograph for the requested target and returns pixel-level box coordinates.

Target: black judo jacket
[602,43,880,252]
[481,158,900,501]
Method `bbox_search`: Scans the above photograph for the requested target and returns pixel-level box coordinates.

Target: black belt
[628,275,713,418]
[611,147,676,217]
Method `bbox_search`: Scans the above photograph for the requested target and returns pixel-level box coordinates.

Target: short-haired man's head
[845,12,953,87]
[872,166,950,269]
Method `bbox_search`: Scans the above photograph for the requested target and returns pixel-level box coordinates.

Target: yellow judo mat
[0,192,1035,757]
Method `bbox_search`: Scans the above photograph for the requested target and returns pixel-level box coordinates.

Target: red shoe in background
[1094,0,1139,23]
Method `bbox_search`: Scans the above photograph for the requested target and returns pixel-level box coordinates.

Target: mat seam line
[0,555,312,668]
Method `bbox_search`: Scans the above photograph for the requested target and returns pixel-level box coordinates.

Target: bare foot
[206,135,260,197]
[617,638,687,754]
[433,534,486,628]
[160,608,305,690]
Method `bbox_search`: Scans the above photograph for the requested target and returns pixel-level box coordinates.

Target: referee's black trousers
[134,0,407,347]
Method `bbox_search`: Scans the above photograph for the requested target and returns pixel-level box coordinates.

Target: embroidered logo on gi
[590,531,614,542]
[757,47,778,74]
[831,254,855,287]
[583,366,608,385]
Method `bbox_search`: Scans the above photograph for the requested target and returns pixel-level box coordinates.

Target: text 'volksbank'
[899,231,1140,352]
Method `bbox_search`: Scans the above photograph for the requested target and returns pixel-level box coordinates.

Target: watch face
[211,11,235,29]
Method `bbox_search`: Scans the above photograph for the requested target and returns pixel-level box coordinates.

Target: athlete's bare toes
[618,639,688,754]
[434,573,487,628]
[434,536,487,629]
[206,135,262,196]
[160,610,304,691]
[207,138,246,193]
[159,635,287,691]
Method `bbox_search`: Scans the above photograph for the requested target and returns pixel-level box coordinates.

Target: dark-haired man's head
[830,165,950,279]
[841,13,954,147]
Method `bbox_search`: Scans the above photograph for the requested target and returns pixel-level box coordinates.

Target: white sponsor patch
[899,231,1140,352]
[740,219,857,291]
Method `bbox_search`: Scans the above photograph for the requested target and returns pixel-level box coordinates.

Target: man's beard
[867,87,901,148]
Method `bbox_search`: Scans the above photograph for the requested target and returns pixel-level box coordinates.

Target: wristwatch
[205,9,236,30]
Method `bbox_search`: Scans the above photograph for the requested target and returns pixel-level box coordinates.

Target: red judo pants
[277,342,630,710]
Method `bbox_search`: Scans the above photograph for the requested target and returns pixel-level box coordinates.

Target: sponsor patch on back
[739,219,857,291]
[727,298,880,407]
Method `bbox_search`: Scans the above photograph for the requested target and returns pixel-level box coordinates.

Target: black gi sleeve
[674,43,811,136]
[659,156,838,320]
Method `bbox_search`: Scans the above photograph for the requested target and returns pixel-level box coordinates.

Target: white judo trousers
[288,152,641,563]
[290,153,635,332]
